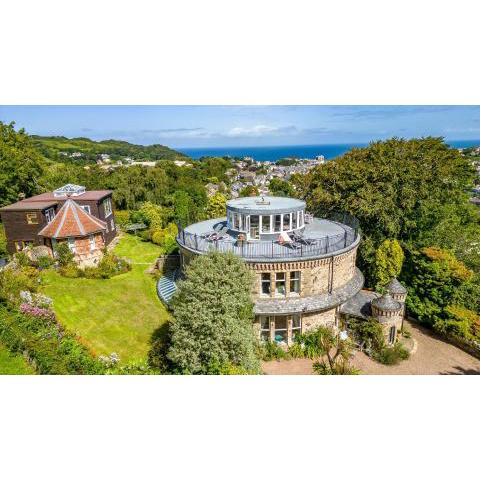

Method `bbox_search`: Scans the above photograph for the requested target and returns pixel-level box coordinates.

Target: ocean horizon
[178,139,480,162]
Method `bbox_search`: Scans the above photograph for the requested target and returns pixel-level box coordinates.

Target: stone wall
[302,308,337,331]
[249,246,357,300]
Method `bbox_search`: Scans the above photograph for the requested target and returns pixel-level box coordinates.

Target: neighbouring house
[0,184,117,265]
[38,199,107,267]
[171,195,407,346]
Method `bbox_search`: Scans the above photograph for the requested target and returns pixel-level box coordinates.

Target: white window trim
[67,237,76,253]
[45,207,55,224]
[81,205,91,214]
[103,198,113,218]
[89,235,95,252]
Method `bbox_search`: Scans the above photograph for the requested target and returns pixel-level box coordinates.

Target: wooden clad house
[0,184,117,265]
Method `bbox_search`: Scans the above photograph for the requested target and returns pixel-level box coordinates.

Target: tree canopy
[295,137,476,283]
[167,252,259,374]
[0,122,45,207]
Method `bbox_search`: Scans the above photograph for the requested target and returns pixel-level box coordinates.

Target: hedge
[0,305,105,375]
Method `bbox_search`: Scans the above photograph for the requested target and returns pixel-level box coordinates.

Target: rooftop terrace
[177,213,360,262]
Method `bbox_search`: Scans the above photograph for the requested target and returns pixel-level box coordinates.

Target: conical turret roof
[386,278,407,295]
[371,293,401,312]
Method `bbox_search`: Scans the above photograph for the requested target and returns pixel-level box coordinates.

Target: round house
[177,195,363,345]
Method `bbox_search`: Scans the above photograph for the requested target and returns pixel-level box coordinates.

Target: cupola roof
[371,293,401,312]
[386,278,407,295]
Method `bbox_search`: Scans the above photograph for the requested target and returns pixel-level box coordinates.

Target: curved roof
[38,199,107,239]
[226,196,305,215]
[371,293,401,312]
[386,277,407,294]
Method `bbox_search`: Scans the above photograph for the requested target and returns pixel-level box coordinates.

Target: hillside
[31,135,189,164]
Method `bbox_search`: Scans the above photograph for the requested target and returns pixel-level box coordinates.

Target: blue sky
[1,105,480,147]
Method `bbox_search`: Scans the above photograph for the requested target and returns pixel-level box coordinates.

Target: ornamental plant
[19,303,55,321]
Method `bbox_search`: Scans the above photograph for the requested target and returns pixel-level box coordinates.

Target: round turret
[386,278,407,303]
[371,293,402,322]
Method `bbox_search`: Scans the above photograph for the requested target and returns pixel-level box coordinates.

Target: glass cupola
[226,196,306,240]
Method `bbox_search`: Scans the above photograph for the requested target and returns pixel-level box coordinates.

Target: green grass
[41,234,171,363]
[0,343,35,374]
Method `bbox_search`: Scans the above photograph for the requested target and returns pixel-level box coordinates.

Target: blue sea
[178,139,480,162]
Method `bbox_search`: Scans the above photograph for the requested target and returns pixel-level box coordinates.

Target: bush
[259,341,288,361]
[14,251,31,267]
[114,210,131,227]
[374,343,410,365]
[36,255,55,269]
[55,242,74,267]
[59,263,83,278]
[0,266,40,306]
[0,305,105,375]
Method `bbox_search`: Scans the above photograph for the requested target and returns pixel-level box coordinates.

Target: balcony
[177,213,360,262]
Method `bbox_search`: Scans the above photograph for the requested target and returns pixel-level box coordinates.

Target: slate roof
[38,199,107,239]
[340,289,380,319]
[386,277,407,294]
[371,293,401,312]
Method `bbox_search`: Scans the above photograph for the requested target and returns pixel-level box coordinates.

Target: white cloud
[225,124,297,137]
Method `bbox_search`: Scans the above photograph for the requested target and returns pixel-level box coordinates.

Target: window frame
[289,271,301,295]
[103,198,113,218]
[260,273,271,296]
[67,237,76,253]
[275,272,286,297]
[45,208,55,224]
[261,215,271,233]
[81,205,91,214]
[89,234,95,252]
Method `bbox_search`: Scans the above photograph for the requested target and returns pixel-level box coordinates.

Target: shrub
[19,303,55,321]
[347,317,386,353]
[374,343,410,365]
[14,251,31,267]
[114,210,131,227]
[55,242,74,267]
[374,239,404,289]
[36,255,55,269]
[0,266,40,306]
[313,359,361,375]
[59,263,83,278]
[259,341,288,361]
[167,251,259,374]
[0,305,105,375]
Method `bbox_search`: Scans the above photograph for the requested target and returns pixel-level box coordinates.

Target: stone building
[174,195,406,346]
[37,199,107,267]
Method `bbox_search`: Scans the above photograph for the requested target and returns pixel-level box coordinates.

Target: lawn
[41,234,171,363]
[0,342,35,374]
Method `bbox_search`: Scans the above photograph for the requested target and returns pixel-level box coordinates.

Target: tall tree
[374,239,405,289]
[206,192,227,219]
[168,252,259,374]
[295,137,476,284]
[0,122,45,206]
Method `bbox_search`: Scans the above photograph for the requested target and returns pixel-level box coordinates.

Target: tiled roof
[0,201,58,211]
[38,199,107,239]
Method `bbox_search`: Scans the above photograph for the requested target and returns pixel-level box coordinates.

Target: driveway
[261,320,480,375]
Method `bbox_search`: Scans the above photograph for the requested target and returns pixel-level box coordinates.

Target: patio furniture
[201,223,224,239]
